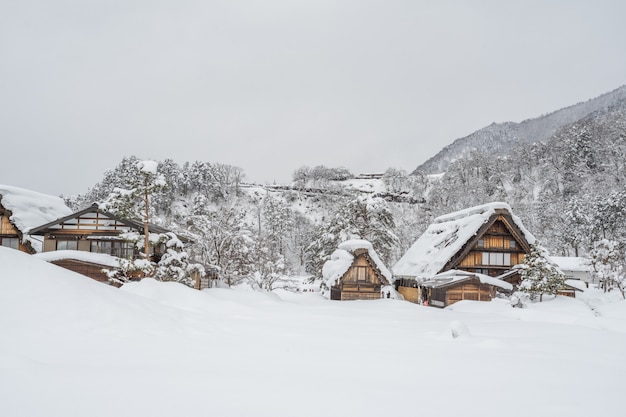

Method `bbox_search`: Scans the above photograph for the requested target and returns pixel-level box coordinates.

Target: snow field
[1,247,625,417]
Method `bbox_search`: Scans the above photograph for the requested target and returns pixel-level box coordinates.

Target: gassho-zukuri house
[323,239,392,301]
[392,202,535,306]
[29,203,191,284]
[0,184,73,254]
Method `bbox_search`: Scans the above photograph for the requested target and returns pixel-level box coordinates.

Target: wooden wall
[331,252,388,301]
[397,286,420,303]
[445,283,495,305]
[456,219,527,276]
[0,214,17,235]
[50,259,113,285]
[341,255,383,284]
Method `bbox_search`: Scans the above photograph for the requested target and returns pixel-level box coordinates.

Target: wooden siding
[45,212,132,233]
[397,286,421,303]
[340,291,382,301]
[1,214,18,235]
[426,279,497,308]
[50,259,116,285]
[341,255,383,285]
[445,283,495,305]
[331,253,387,301]
[455,219,526,276]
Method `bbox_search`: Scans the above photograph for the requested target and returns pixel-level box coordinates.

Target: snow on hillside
[416,85,626,174]
[1,246,625,417]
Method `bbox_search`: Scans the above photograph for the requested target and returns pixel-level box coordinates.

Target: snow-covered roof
[393,202,535,279]
[422,270,513,291]
[35,250,122,268]
[0,185,73,251]
[322,239,392,287]
[551,257,592,272]
[564,279,587,292]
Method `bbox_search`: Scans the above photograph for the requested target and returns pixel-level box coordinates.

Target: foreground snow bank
[1,247,626,417]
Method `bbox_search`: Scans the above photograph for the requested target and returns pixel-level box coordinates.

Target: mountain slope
[414,85,626,174]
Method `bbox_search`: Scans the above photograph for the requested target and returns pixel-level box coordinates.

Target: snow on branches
[518,242,565,302]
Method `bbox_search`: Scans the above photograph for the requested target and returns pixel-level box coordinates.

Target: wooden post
[143,176,150,260]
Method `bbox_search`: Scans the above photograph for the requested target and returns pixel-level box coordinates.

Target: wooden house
[0,184,72,254]
[393,202,535,303]
[421,270,512,308]
[323,239,391,301]
[28,203,190,283]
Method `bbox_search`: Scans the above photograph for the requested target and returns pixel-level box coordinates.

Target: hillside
[414,85,626,174]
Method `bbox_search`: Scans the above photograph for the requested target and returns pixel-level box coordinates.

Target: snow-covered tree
[188,204,256,287]
[518,242,566,302]
[100,160,166,259]
[589,239,625,298]
[249,238,287,291]
[305,196,397,277]
[103,258,155,286]
[154,232,205,287]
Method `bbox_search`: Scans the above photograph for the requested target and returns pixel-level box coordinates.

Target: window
[1,237,19,250]
[91,240,135,258]
[57,240,78,250]
[510,240,516,249]
[481,252,512,266]
[477,239,484,248]
[356,266,369,282]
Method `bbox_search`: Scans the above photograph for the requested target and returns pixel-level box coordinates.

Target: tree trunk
[144,177,150,260]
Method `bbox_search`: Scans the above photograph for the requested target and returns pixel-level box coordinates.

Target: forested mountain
[66,86,626,288]
[415,85,626,175]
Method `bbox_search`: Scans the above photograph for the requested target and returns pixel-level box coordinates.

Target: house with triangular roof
[29,203,190,284]
[392,202,535,304]
[323,239,391,301]
[0,185,73,254]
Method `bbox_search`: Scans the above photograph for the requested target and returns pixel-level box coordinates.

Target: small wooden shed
[422,270,512,308]
[323,239,391,301]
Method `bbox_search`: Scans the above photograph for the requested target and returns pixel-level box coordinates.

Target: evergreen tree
[154,233,205,287]
[589,239,625,297]
[305,196,397,277]
[519,242,566,302]
[101,160,166,259]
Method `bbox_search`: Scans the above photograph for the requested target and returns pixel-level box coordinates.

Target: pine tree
[305,196,397,277]
[154,233,205,287]
[519,242,566,302]
[101,160,166,259]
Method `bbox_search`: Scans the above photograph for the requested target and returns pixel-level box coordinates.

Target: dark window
[510,240,517,249]
[90,240,135,258]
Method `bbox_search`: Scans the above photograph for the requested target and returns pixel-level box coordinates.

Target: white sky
[1,0,625,196]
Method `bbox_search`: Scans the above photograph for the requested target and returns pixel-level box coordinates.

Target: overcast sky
[1,0,625,196]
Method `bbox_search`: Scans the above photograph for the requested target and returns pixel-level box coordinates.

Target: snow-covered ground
[1,246,625,417]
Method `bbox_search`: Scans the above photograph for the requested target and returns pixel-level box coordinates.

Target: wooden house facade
[28,204,186,259]
[0,203,31,253]
[28,204,189,282]
[393,203,535,304]
[0,185,73,254]
[323,240,392,301]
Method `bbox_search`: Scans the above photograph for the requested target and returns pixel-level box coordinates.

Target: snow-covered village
[2,84,626,416]
[2,2,626,417]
